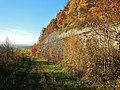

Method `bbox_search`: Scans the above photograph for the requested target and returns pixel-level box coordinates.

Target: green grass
[0,60,31,89]
[0,59,91,90]
[37,60,85,90]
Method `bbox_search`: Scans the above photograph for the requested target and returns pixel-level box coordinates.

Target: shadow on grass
[0,59,91,90]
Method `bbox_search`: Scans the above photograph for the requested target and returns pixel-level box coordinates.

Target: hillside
[0,0,120,90]
[39,0,120,42]
[1,0,119,90]
[34,0,120,89]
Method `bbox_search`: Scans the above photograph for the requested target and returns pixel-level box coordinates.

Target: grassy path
[37,60,78,90]
[0,59,90,90]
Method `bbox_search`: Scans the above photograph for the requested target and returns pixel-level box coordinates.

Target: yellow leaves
[40,0,120,44]
[48,48,53,60]
[116,77,120,90]
[88,7,102,16]
[68,1,76,14]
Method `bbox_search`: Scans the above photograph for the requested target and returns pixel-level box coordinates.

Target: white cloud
[0,27,38,45]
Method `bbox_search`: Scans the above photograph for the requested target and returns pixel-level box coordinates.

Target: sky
[0,0,68,45]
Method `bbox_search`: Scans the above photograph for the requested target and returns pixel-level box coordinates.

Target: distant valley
[14,44,30,49]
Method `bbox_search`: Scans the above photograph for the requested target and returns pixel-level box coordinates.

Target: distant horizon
[0,0,68,45]
[0,41,38,46]
[0,38,35,46]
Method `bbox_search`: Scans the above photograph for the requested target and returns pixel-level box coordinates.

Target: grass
[0,60,28,89]
[0,59,91,90]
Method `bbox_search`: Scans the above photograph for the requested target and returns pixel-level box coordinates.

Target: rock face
[40,24,120,51]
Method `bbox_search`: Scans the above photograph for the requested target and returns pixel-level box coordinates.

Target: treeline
[0,38,28,74]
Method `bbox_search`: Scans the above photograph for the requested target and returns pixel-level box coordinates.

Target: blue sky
[0,0,68,45]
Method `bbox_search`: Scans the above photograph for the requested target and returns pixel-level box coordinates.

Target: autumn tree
[85,0,120,89]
